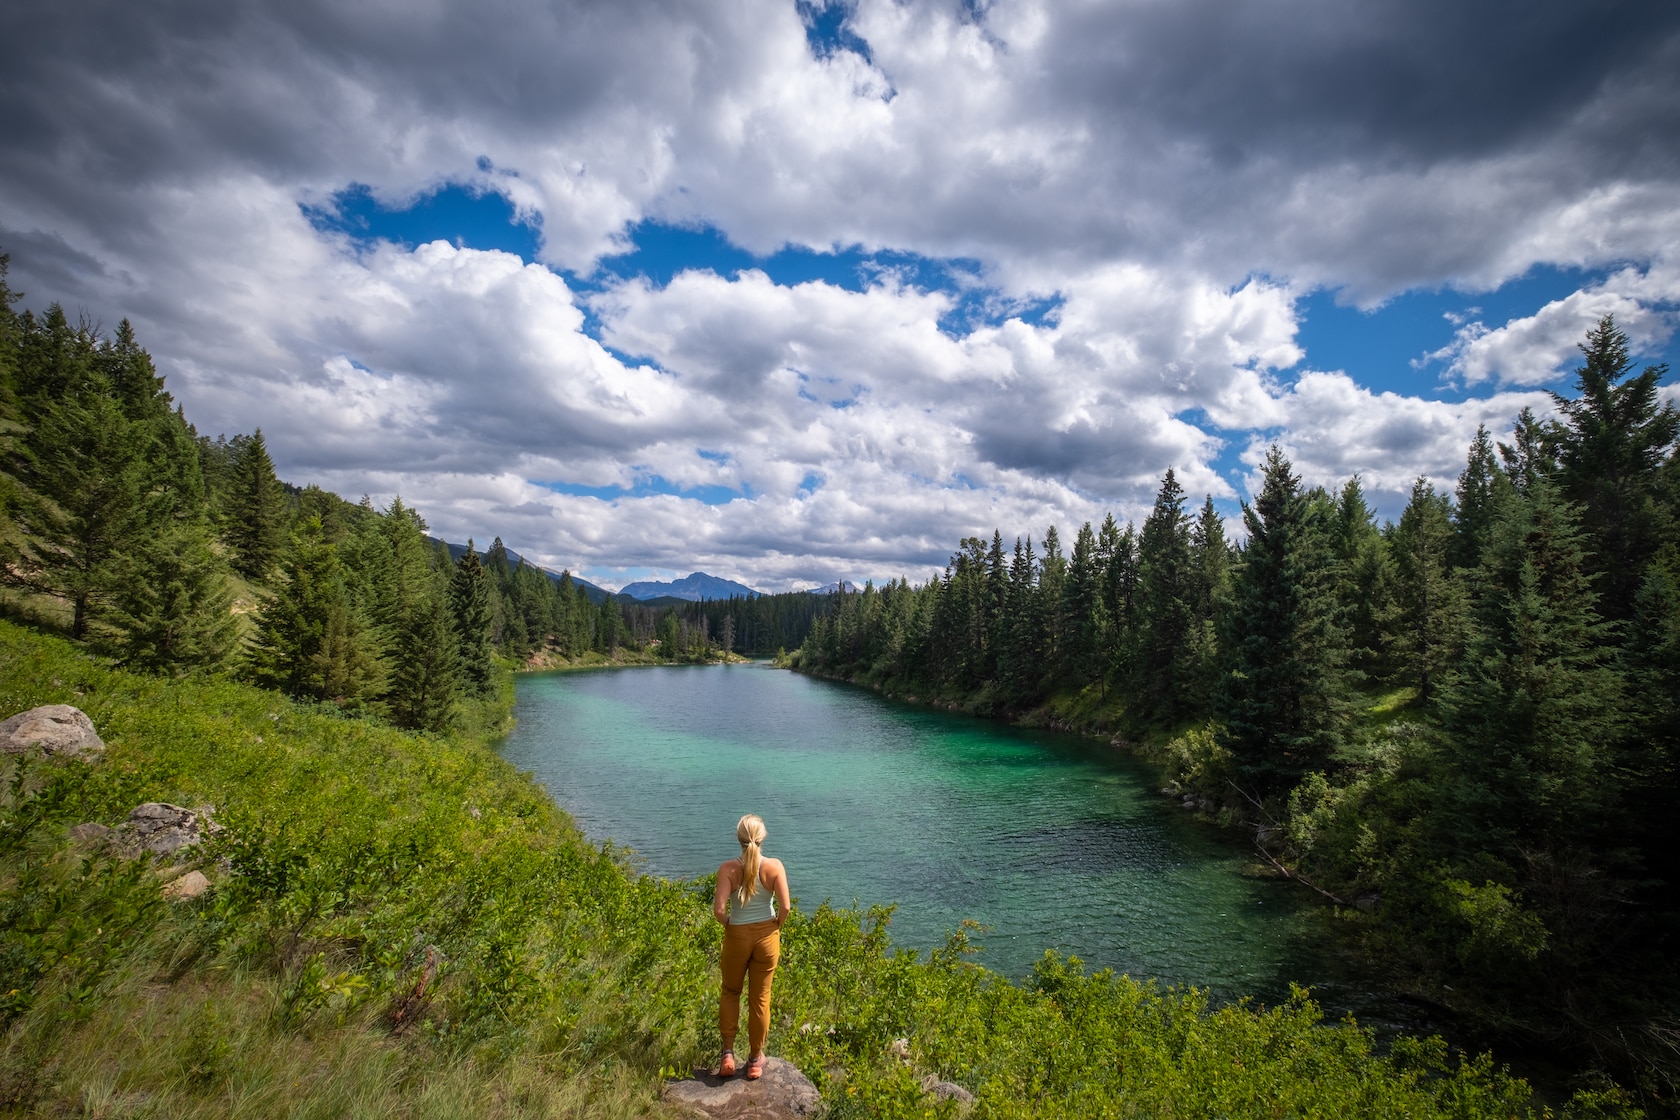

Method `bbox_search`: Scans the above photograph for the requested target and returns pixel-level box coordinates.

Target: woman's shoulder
[761,855,786,875]
[717,858,741,878]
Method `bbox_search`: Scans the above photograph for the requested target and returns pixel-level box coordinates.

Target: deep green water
[497,661,1406,1023]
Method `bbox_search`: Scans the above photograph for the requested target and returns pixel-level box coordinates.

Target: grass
[0,618,1639,1117]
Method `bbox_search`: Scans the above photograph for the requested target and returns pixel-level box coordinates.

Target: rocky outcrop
[662,1058,821,1119]
[0,705,104,759]
[107,803,222,861]
[161,869,211,901]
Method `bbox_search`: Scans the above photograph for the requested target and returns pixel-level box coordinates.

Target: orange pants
[719,918,780,1055]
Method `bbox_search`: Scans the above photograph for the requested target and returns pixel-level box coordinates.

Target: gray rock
[162,870,211,901]
[67,821,113,847]
[108,803,222,861]
[662,1058,821,1119]
[0,705,104,758]
[921,1074,976,1104]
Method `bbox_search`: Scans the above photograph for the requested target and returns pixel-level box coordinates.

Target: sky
[2,0,1678,592]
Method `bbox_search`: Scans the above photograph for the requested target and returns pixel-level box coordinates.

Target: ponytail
[734,814,767,904]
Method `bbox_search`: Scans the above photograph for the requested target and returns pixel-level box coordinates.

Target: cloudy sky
[3,0,1678,591]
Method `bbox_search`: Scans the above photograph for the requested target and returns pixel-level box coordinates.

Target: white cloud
[1,0,1677,584]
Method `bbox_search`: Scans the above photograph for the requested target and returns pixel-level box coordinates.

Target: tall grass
[0,620,1636,1117]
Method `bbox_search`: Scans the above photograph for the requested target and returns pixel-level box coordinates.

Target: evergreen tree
[110,520,238,671]
[1134,470,1194,723]
[1389,478,1464,703]
[1549,314,1678,623]
[388,584,461,732]
[1060,522,1103,686]
[1217,447,1352,794]
[1454,425,1501,569]
[450,540,495,696]
[996,536,1040,702]
[1332,476,1395,677]
[225,429,287,580]
[5,375,153,638]
[1438,478,1624,869]
[245,516,382,705]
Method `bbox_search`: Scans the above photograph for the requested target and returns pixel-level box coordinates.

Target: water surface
[498,662,1386,1017]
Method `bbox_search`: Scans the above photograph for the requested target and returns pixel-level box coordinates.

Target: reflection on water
[497,661,1409,1026]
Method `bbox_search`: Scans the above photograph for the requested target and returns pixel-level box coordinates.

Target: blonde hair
[733,814,767,905]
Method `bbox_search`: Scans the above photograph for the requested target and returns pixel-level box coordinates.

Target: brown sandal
[745,1055,766,1080]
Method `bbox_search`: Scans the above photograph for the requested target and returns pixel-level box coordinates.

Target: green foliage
[223,429,286,581]
[0,619,1579,1118]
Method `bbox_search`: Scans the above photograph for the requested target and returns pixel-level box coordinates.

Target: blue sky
[6,0,1678,589]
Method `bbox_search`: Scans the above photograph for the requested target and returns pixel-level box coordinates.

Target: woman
[713,813,791,1080]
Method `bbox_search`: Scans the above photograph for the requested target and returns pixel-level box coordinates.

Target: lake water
[497,661,1405,1023]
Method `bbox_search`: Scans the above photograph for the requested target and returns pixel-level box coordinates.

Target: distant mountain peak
[803,580,860,594]
[617,571,761,601]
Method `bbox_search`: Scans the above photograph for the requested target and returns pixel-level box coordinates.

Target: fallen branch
[1252,842,1349,907]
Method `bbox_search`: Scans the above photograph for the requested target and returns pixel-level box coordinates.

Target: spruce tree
[1060,522,1103,687]
[245,516,382,705]
[1549,315,1678,623]
[1389,478,1464,703]
[225,429,287,580]
[1332,476,1395,678]
[1454,425,1501,569]
[1216,447,1352,794]
[1135,471,1194,723]
[1438,478,1623,866]
[388,586,461,732]
[6,375,154,638]
[450,540,495,696]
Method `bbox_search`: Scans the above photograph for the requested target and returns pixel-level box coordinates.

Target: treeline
[797,317,1680,1094]
[669,591,833,657]
[0,251,787,729]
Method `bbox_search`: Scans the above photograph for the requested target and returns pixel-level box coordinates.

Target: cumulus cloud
[1424,264,1680,386]
[1,0,1677,585]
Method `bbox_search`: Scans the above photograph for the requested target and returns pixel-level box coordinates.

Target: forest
[0,248,827,734]
[793,316,1680,1097]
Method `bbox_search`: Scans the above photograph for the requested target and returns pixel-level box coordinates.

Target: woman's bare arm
[768,858,792,927]
[712,861,736,925]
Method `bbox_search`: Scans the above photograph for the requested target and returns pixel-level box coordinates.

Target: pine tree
[1060,522,1103,687]
[245,516,382,705]
[450,540,495,696]
[5,375,154,638]
[388,585,461,732]
[1438,478,1624,864]
[1549,314,1678,623]
[1134,470,1194,723]
[1454,425,1501,569]
[1389,478,1464,703]
[110,520,238,671]
[1332,476,1395,678]
[225,429,287,580]
[1216,447,1353,794]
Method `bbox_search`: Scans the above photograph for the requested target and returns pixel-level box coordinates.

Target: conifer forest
[795,316,1680,1088]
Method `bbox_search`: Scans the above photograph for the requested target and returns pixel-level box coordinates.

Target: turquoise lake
[497,661,1409,1026]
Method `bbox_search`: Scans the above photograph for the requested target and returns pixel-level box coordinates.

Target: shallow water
[497,661,1406,1023]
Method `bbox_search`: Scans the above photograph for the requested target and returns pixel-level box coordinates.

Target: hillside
[0,618,1588,1119]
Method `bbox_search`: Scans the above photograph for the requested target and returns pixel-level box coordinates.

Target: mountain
[804,580,860,594]
[438,539,614,603]
[616,572,761,601]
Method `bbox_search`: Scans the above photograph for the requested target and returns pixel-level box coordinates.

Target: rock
[0,705,104,759]
[889,1037,911,1061]
[108,803,221,861]
[162,870,211,901]
[67,821,112,847]
[662,1058,821,1119]
[921,1074,976,1104]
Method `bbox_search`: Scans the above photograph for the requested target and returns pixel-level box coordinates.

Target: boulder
[162,870,211,901]
[662,1058,821,1120]
[921,1074,976,1105]
[67,822,113,847]
[108,803,221,861]
[0,705,104,759]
